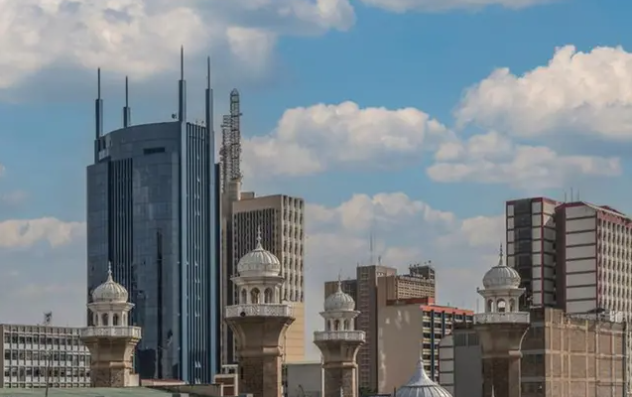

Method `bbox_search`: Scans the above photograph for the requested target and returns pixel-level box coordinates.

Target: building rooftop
[0,388,173,397]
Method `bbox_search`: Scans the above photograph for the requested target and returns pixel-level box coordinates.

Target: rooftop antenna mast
[229,89,243,182]
[94,68,104,161]
[123,76,131,128]
[178,46,186,123]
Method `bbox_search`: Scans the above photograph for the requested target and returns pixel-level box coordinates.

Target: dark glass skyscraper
[86,53,220,383]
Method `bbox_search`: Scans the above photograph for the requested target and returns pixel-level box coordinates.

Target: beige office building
[223,192,305,363]
[378,297,472,394]
[324,264,435,390]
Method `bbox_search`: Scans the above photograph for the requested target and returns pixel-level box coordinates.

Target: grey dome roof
[92,264,128,303]
[395,357,452,397]
[482,244,521,289]
[324,281,355,312]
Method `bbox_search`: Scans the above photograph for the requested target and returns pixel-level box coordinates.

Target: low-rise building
[377,297,473,394]
[438,307,628,397]
[1,323,91,388]
[283,361,323,397]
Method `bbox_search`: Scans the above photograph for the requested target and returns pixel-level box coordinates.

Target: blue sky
[1,0,632,358]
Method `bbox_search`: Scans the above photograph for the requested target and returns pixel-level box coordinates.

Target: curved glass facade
[87,122,220,383]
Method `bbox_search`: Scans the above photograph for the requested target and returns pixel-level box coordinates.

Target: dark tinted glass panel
[517,255,532,268]
[516,228,532,240]
[514,199,531,215]
[515,214,532,227]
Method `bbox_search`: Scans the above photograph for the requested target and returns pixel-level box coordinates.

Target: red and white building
[506,197,632,315]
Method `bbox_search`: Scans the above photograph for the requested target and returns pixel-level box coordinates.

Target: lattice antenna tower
[220,114,231,193]
[229,89,242,181]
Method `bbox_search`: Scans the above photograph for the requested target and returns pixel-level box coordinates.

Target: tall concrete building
[506,197,632,388]
[81,265,142,387]
[314,281,365,397]
[219,92,305,366]
[86,53,221,382]
[225,231,295,397]
[474,246,530,397]
[324,264,436,390]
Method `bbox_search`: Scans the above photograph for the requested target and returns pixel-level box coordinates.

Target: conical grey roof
[395,357,452,397]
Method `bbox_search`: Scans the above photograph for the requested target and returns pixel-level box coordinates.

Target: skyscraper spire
[123,76,131,128]
[178,46,187,123]
[95,68,103,139]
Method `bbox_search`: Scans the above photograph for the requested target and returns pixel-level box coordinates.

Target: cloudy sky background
[2,0,632,359]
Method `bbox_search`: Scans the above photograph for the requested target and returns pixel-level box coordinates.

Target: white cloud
[359,0,557,12]
[456,45,632,140]
[0,0,355,89]
[243,101,452,177]
[302,191,502,359]
[0,217,86,326]
[0,217,85,249]
[427,131,621,189]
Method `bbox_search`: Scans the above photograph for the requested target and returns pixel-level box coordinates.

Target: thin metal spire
[178,46,186,123]
[180,45,184,80]
[256,225,262,248]
[207,56,211,88]
[123,76,131,128]
[497,243,504,267]
[94,68,104,154]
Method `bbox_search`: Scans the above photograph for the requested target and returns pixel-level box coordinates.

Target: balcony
[474,312,530,325]
[313,330,366,342]
[225,304,293,319]
[80,326,142,339]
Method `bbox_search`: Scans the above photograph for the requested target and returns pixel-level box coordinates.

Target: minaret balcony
[314,330,366,342]
[226,303,294,319]
[474,312,530,325]
[80,326,142,339]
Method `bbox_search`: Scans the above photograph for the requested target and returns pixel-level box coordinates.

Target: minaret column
[316,340,363,397]
[227,314,294,397]
[475,244,530,397]
[315,280,365,397]
[226,228,294,397]
[477,322,529,397]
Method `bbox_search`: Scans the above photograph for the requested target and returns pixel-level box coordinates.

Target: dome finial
[256,225,263,248]
[337,270,342,290]
[497,243,504,267]
[107,261,113,280]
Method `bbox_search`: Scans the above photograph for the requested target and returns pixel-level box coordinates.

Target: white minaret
[314,277,365,397]
[81,263,142,387]
[225,227,295,397]
[474,244,530,397]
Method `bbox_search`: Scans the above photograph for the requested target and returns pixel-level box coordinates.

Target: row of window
[4,367,90,377]
[4,334,83,347]
[4,350,90,363]
[2,383,91,389]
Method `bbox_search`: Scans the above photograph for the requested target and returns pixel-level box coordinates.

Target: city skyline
[2,0,632,364]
